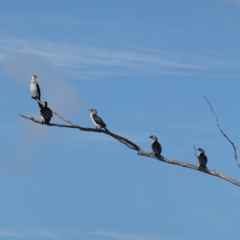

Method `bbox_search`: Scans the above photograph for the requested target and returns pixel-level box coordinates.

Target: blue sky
[1,0,240,240]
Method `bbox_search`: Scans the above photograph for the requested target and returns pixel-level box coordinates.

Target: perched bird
[197,148,208,170]
[149,135,162,156]
[40,102,53,124]
[89,109,107,129]
[30,75,41,100]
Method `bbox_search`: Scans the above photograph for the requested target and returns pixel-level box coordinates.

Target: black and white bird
[30,75,41,101]
[197,148,208,170]
[149,135,162,156]
[89,109,107,129]
[40,102,53,124]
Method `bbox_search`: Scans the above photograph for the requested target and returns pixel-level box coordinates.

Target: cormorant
[149,135,162,156]
[89,109,107,129]
[197,148,208,170]
[40,102,53,124]
[30,75,41,100]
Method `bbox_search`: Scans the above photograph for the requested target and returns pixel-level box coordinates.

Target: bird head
[43,102,48,108]
[197,148,205,154]
[149,135,157,141]
[32,75,37,80]
[89,109,97,114]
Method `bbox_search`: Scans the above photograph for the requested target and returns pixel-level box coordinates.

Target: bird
[89,109,107,129]
[197,148,208,170]
[30,75,41,100]
[149,135,162,156]
[40,102,53,124]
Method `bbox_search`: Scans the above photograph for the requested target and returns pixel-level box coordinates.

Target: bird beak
[89,109,92,111]
[149,136,152,138]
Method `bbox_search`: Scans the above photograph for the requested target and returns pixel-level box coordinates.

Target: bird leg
[198,166,208,171]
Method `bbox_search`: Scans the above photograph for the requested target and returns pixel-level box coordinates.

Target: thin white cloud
[91,230,157,240]
[0,36,202,70]
[0,228,160,240]
[0,228,67,240]
[0,228,23,238]
[0,35,239,80]
[223,0,240,7]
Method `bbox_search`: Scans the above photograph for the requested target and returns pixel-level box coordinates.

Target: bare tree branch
[20,114,78,129]
[202,94,239,167]
[193,146,198,158]
[20,111,240,187]
[20,112,140,151]
[46,103,141,151]
[138,151,240,186]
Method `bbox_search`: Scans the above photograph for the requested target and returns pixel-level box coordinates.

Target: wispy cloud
[0,228,23,238]
[0,228,159,240]
[0,37,202,70]
[0,228,67,240]
[91,230,157,240]
[223,0,240,7]
[0,35,239,80]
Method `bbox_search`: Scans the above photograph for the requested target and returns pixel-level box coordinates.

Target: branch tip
[203,94,240,168]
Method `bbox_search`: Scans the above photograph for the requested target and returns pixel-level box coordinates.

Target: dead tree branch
[36,99,141,151]
[193,146,198,158]
[20,109,240,187]
[20,114,77,129]
[202,94,239,167]
[20,112,140,151]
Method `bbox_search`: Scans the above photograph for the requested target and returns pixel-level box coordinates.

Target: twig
[202,94,239,167]
[193,146,198,158]
[36,98,81,128]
